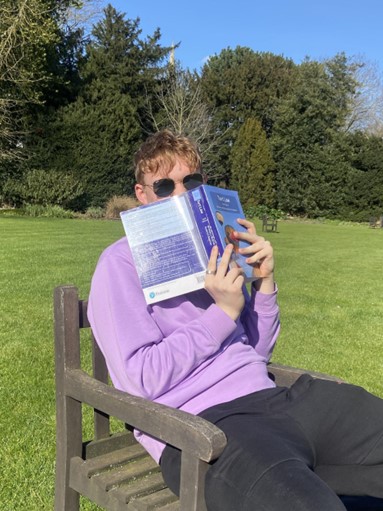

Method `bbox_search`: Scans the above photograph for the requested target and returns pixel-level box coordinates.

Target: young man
[88,130,383,511]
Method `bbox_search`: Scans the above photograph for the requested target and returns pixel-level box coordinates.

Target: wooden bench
[369,216,383,228]
[369,217,378,228]
[54,285,383,511]
[262,215,278,233]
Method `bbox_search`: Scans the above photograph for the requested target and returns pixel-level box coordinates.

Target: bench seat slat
[94,456,160,491]
[84,444,148,476]
[127,488,179,511]
[70,456,172,511]
[111,472,167,503]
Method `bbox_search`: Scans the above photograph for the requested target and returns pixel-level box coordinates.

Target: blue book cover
[120,185,255,304]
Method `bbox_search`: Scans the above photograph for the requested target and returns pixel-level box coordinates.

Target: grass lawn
[0,215,382,510]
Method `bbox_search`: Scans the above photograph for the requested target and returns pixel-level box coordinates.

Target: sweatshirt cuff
[199,304,238,344]
[250,284,279,314]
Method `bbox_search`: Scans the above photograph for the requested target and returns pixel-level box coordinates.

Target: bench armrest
[268,362,343,387]
[65,368,226,462]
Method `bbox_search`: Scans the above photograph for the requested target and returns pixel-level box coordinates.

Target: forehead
[149,158,192,180]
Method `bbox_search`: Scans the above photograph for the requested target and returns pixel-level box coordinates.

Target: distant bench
[262,215,278,233]
[369,216,383,228]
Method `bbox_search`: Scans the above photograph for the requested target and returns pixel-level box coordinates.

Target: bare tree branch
[64,0,104,36]
[346,56,383,135]
[0,1,57,160]
[145,61,227,178]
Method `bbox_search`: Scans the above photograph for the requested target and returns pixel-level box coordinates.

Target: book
[120,184,257,304]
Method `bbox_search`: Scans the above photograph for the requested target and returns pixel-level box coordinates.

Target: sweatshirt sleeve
[87,242,238,400]
[240,283,280,362]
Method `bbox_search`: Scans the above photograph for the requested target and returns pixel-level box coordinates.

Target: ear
[134,183,149,204]
[135,184,148,205]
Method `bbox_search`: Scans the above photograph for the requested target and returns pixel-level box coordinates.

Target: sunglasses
[143,172,204,198]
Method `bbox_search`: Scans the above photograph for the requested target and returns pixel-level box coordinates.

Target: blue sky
[100,0,383,73]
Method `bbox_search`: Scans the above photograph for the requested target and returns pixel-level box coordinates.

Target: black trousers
[160,374,383,511]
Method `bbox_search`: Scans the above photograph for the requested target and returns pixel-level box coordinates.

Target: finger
[206,245,219,274]
[226,266,245,283]
[235,274,245,288]
[240,239,270,256]
[246,247,271,265]
[245,244,268,260]
[227,267,246,288]
[236,230,264,245]
[216,244,233,277]
[236,217,256,234]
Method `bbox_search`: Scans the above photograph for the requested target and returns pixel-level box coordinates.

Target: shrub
[84,206,105,219]
[3,169,83,208]
[105,195,139,219]
[23,204,74,218]
[0,208,22,217]
[244,204,285,220]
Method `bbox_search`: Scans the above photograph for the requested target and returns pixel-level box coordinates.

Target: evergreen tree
[341,131,383,220]
[271,55,357,217]
[29,4,172,208]
[0,0,84,204]
[200,47,295,185]
[230,118,275,209]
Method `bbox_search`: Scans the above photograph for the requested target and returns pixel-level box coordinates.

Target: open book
[120,184,257,304]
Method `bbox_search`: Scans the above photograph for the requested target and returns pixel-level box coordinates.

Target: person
[88,129,383,511]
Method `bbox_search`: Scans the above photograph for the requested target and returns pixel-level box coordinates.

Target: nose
[172,181,187,196]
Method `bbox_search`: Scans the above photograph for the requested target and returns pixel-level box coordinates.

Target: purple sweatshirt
[88,237,280,462]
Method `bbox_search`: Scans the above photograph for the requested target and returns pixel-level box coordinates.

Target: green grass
[0,217,124,511]
[270,221,383,396]
[0,216,382,510]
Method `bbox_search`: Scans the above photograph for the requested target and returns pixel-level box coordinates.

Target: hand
[233,218,275,293]
[204,245,245,321]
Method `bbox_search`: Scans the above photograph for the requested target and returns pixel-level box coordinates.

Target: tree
[145,60,221,177]
[0,0,52,161]
[0,0,87,207]
[200,47,296,184]
[340,131,383,220]
[0,0,79,160]
[271,55,358,217]
[345,57,383,136]
[230,118,275,209]
[65,0,104,36]
[29,4,172,207]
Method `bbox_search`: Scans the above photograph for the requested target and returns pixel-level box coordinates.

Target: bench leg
[179,454,209,511]
[55,396,82,511]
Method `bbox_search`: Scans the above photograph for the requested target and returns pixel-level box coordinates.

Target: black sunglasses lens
[153,179,175,197]
[152,173,203,197]
[183,173,203,190]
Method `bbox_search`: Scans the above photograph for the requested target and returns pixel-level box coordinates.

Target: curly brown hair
[134,130,202,184]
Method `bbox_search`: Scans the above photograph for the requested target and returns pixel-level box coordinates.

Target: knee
[205,459,346,511]
[244,460,346,511]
